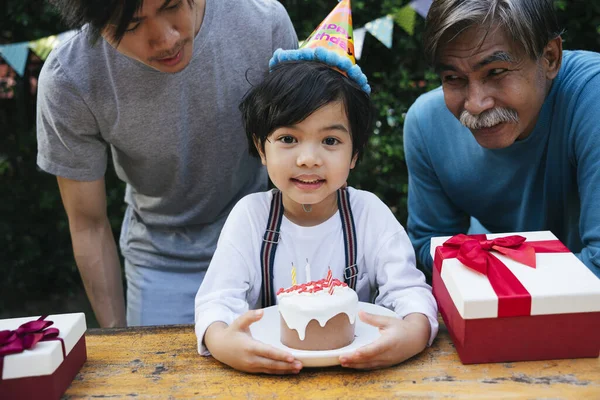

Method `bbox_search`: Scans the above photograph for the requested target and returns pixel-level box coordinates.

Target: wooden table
[64,322,600,399]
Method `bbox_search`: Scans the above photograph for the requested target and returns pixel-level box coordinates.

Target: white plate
[249,301,397,367]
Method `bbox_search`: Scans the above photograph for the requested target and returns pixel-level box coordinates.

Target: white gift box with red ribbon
[430,231,600,364]
[0,312,87,399]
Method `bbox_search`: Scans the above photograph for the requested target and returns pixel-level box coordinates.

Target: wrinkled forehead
[436,24,524,68]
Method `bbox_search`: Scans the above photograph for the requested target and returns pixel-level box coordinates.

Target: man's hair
[49,0,195,44]
[240,61,373,163]
[424,0,562,64]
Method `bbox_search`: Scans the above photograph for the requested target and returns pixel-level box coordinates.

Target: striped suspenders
[260,190,284,307]
[260,188,358,307]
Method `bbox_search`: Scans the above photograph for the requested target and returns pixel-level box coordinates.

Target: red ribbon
[0,316,66,380]
[434,234,570,317]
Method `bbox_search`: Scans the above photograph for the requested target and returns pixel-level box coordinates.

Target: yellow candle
[291,263,297,286]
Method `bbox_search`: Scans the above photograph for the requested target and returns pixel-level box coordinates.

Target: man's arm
[403,99,470,274]
[573,73,600,278]
[57,176,126,328]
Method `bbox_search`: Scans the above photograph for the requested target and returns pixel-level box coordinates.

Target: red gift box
[0,313,87,399]
[431,231,600,364]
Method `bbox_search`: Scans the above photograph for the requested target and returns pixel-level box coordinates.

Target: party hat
[269,0,370,94]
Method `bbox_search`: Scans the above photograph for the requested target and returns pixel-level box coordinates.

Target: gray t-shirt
[36,0,298,269]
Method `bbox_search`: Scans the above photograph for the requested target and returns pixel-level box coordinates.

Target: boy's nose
[296,146,322,167]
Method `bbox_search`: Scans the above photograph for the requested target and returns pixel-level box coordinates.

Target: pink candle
[326,268,334,295]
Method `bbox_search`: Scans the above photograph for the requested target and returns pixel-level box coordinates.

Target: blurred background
[1,0,599,328]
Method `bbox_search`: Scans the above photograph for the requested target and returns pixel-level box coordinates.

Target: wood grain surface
[63,322,600,399]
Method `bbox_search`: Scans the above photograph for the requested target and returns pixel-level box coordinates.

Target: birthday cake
[277,277,358,350]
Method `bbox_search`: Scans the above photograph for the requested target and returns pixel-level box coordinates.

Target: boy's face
[102,0,204,73]
[258,101,357,210]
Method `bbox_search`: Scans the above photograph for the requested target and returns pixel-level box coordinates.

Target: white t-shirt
[194,188,439,354]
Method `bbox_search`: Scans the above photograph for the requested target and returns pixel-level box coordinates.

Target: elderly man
[404,0,600,277]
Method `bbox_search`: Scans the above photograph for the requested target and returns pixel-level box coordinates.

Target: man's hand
[204,310,303,374]
[339,311,430,370]
[57,176,126,328]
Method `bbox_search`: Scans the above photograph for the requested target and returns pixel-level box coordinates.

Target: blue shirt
[404,50,600,278]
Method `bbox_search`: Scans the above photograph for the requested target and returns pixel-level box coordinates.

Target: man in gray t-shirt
[36,0,297,327]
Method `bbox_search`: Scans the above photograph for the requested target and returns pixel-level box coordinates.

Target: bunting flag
[364,15,394,49]
[0,42,29,76]
[56,30,77,44]
[353,27,367,60]
[352,0,432,61]
[409,0,434,18]
[28,35,60,61]
[394,4,417,36]
[0,30,77,77]
[1,0,434,78]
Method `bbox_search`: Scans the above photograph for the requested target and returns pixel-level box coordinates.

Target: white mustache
[460,108,519,129]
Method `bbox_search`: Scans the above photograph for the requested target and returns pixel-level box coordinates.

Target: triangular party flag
[0,42,29,76]
[364,15,394,49]
[353,27,366,60]
[409,0,433,18]
[56,30,77,44]
[29,35,59,61]
[394,4,417,36]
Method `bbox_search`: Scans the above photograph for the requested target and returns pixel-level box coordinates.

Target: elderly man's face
[437,25,560,149]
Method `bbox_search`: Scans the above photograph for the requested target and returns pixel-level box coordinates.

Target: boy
[194,0,438,374]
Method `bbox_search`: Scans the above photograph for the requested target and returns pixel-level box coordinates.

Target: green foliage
[1,0,598,317]
[1,0,66,42]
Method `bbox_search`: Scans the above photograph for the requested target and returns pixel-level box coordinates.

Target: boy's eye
[277,135,296,144]
[323,137,339,146]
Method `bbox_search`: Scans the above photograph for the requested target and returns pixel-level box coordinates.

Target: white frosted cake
[277,278,358,350]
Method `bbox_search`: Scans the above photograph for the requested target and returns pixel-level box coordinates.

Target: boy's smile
[291,174,325,189]
[258,101,357,226]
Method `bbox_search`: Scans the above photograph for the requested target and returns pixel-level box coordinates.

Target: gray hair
[424,0,562,64]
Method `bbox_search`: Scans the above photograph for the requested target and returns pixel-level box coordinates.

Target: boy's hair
[240,61,373,163]
[49,0,195,44]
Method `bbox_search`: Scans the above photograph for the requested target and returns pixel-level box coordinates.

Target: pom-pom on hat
[269,0,371,94]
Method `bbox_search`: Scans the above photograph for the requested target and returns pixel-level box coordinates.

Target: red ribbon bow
[446,234,537,272]
[0,316,65,380]
[436,234,570,317]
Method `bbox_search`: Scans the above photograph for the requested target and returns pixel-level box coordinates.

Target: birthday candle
[291,263,297,286]
[305,258,311,283]
[326,268,334,295]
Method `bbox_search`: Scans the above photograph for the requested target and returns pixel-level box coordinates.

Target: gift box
[0,312,87,399]
[431,231,600,364]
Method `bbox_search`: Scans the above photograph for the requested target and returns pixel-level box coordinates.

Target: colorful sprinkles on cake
[276,278,348,296]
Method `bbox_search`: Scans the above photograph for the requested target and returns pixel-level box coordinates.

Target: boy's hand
[204,310,303,374]
[339,311,430,370]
